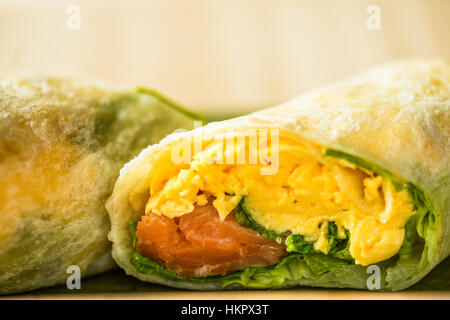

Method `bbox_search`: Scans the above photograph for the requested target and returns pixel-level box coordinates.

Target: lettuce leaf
[285,234,315,254]
[327,222,353,261]
[303,254,353,275]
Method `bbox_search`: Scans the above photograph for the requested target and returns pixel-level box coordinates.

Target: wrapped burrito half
[107,59,449,291]
[0,75,200,294]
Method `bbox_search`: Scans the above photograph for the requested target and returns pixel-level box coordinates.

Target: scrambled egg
[145,134,414,266]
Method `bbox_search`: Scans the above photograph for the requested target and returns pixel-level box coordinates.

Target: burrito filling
[135,135,415,277]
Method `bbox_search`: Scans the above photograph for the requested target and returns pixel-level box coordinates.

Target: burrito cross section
[107,59,449,291]
[137,136,414,276]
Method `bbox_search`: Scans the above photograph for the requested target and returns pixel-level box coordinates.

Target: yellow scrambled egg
[145,134,414,266]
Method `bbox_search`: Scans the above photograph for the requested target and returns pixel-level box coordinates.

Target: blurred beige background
[0,0,449,117]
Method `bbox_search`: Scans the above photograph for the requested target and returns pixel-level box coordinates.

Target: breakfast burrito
[0,75,200,294]
[107,59,449,291]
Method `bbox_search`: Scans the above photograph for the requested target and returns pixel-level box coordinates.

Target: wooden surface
[1,0,449,115]
[8,290,450,300]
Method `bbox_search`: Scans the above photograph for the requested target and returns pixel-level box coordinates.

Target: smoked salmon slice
[136,201,286,277]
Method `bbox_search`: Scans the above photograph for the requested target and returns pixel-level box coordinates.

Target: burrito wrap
[107,59,449,291]
[0,75,199,294]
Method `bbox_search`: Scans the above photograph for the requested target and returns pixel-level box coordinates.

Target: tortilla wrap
[0,75,199,294]
[107,59,449,291]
